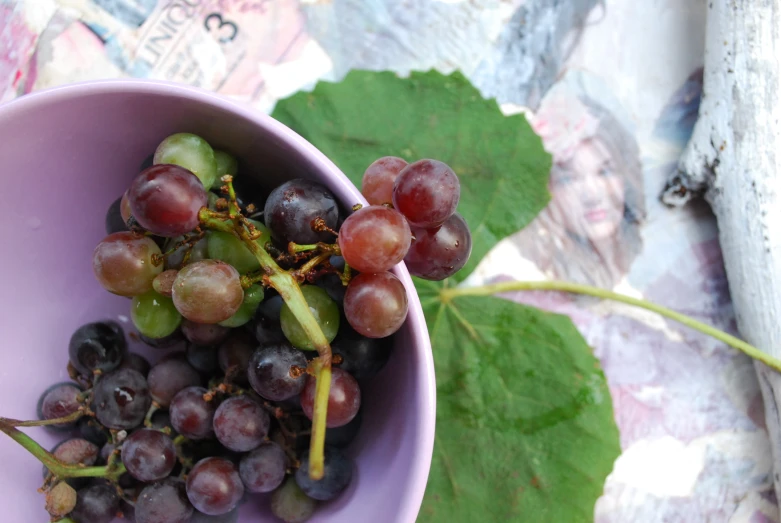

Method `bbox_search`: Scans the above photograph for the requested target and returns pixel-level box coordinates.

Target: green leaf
[272,70,620,522]
[271,69,552,282]
[418,283,619,522]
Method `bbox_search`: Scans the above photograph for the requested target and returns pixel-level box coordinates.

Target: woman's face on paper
[548,139,625,242]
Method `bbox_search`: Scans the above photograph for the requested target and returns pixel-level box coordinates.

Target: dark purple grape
[79,417,109,447]
[94,368,151,430]
[187,344,219,374]
[148,356,202,408]
[139,328,185,349]
[256,294,284,322]
[217,330,256,385]
[71,481,120,523]
[136,478,194,523]
[182,319,230,346]
[213,396,270,452]
[106,195,129,234]
[120,352,152,377]
[248,343,307,401]
[325,408,363,448]
[271,477,317,523]
[300,367,361,428]
[186,457,244,516]
[392,159,460,228]
[238,441,287,493]
[37,382,82,430]
[170,386,216,440]
[405,212,472,280]
[68,321,127,376]
[149,410,177,436]
[128,164,208,237]
[122,429,177,482]
[254,315,287,346]
[263,179,340,245]
[121,498,137,522]
[295,446,353,501]
[332,328,393,379]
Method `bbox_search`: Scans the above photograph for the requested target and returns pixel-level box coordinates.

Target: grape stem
[440,281,781,373]
[288,242,341,255]
[0,420,126,481]
[198,205,332,480]
[0,409,87,427]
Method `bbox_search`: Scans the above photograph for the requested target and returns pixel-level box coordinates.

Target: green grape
[207,219,271,274]
[213,150,238,188]
[219,285,265,328]
[280,286,340,350]
[131,291,182,339]
[153,133,218,189]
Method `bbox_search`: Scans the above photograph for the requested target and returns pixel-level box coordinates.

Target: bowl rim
[0,79,436,523]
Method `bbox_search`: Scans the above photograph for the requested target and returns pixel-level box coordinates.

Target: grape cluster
[27,133,472,523]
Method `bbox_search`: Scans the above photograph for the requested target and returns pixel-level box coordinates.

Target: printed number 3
[204,13,238,43]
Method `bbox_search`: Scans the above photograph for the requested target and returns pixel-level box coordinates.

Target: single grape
[280,285,339,350]
[343,272,408,338]
[217,330,257,385]
[139,328,185,349]
[68,321,127,376]
[153,269,178,297]
[128,164,208,237]
[295,447,353,501]
[361,156,408,205]
[78,417,109,447]
[238,441,287,493]
[94,368,152,430]
[315,272,346,305]
[105,195,129,234]
[186,457,244,516]
[93,231,164,296]
[187,343,219,374]
[52,438,100,466]
[122,429,177,482]
[170,386,216,440]
[248,343,307,401]
[326,408,363,448]
[37,382,82,430]
[135,477,194,523]
[46,481,77,518]
[271,477,317,523]
[392,159,460,228]
[164,234,209,270]
[264,179,340,244]
[257,294,284,322]
[405,212,472,280]
[219,284,264,328]
[172,260,244,324]
[132,291,183,339]
[71,481,120,523]
[213,396,270,452]
[182,319,231,346]
[206,219,271,274]
[332,326,393,379]
[148,356,202,408]
[214,150,238,179]
[300,367,361,428]
[337,206,411,273]
[154,132,219,189]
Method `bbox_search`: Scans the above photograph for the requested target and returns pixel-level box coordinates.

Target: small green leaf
[272,70,620,522]
[271,69,552,281]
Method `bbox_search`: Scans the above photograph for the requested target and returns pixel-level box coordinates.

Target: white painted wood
[663,0,781,502]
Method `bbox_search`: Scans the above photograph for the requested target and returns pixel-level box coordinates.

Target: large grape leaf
[272,70,620,522]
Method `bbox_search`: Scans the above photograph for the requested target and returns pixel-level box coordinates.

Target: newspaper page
[0,0,773,521]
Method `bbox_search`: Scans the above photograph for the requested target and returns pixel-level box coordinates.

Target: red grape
[392,159,460,228]
[361,156,407,205]
[128,164,207,237]
[343,272,408,338]
[405,212,472,280]
[186,457,244,516]
[37,383,82,430]
[300,367,361,428]
[121,429,177,482]
[120,190,132,223]
[337,206,411,273]
[170,386,216,440]
[213,396,270,452]
[172,260,244,324]
[153,269,178,297]
[93,231,163,296]
[148,356,201,408]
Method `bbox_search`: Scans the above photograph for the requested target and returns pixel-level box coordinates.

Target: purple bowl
[0,80,435,522]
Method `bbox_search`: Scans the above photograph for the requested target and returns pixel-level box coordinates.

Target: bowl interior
[0,81,434,523]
